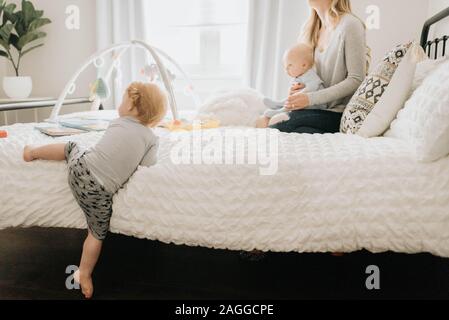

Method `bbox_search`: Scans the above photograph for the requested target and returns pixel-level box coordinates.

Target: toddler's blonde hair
[127,82,167,127]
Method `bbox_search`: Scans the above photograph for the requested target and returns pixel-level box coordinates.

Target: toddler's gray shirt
[84,116,159,194]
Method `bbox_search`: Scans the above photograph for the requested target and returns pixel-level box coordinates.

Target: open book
[58,118,110,132]
[36,118,111,137]
[36,126,86,137]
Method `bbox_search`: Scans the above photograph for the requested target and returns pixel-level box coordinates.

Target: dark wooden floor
[1,227,448,300]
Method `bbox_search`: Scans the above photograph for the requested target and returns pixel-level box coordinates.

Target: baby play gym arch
[49,40,201,122]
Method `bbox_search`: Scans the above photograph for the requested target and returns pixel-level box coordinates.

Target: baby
[257,43,327,128]
[23,82,167,299]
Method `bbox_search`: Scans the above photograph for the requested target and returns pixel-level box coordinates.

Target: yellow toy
[161,118,220,132]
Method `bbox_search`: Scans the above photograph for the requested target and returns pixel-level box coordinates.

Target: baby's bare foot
[256,116,270,128]
[74,269,94,299]
[23,146,36,162]
[268,113,290,126]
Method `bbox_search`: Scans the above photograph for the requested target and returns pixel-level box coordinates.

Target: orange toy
[0,130,7,138]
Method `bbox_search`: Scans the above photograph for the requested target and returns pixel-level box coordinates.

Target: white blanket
[1,121,449,257]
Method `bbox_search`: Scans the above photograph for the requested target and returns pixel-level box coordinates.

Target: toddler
[23,82,167,299]
[257,43,327,128]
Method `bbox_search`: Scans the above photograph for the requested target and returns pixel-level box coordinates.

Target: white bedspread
[1,121,449,257]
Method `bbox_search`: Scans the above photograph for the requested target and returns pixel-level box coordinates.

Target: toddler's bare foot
[23,146,36,162]
[74,269,94,299]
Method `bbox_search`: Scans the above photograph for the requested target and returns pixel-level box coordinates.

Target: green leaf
[0,23,13,42]
[0,38,9,51]
[28,18,51,32]
[0,50,8,58]
[22,0,36,28]
[10,33,19,50]
[20,42,43,57]
[5,3,17,11]
[15,15,26,37]
[0,1,5,24]
[17,31,46,50]
[35,10,43,19]
[3,4,18,25]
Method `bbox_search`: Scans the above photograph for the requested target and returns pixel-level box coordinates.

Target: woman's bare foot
[74,269,94,299]
[23,146,36,162]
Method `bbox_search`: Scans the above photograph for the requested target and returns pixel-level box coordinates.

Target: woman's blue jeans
[270,109,342,134]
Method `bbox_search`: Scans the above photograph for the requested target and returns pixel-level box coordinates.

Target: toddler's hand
[289,83,305,96]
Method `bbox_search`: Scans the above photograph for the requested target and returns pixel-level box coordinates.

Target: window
[143,0,249,110]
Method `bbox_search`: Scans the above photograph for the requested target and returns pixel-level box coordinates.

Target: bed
[1,8,449,257]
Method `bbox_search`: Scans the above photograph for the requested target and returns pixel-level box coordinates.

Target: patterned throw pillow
[340,42,412,134]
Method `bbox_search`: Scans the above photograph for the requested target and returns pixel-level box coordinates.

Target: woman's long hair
[301,0,359,49]
[301,0,370,72]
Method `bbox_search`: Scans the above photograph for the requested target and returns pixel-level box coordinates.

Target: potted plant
[0,0,51,99]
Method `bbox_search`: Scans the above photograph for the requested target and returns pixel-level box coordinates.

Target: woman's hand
[285,92,310,111]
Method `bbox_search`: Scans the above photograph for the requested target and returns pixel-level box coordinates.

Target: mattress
[1,118,449,257]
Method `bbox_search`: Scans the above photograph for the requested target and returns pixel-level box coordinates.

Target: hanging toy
[141,64,159,82]
[89,77,110,102]
[141,63,176,82]
[183,84,194,96]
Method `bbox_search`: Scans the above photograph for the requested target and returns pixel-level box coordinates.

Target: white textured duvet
[1,121,449,257]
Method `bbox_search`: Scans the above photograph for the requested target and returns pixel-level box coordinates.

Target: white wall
[0,61,5,86]
[352,0,430,66]
[1,0,96,125]
[428,0,449,38]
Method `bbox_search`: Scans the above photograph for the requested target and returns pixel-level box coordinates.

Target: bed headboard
[420,7,449,59]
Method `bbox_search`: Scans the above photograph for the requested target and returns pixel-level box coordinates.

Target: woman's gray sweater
[308,14,367,113]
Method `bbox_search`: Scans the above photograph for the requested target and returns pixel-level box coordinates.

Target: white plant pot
[3,76,33,99]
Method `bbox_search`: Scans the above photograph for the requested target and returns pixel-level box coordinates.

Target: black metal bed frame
[420,6,449,58]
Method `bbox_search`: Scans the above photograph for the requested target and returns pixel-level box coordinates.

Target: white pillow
[408,56,449,98]
[357,43,425,138]
[385,60,449,162]
[196,88,266,127]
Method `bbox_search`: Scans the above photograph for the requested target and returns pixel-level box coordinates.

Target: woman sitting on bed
[270,0,367,134]
[23,82,167,299]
